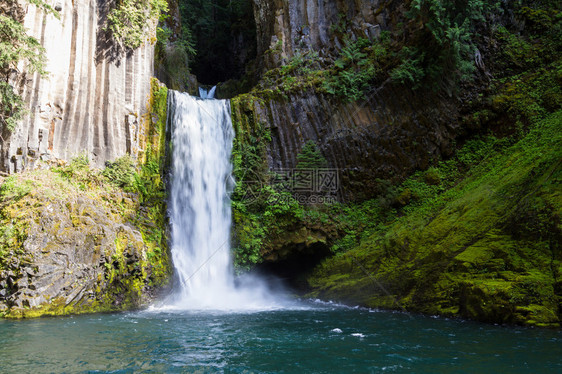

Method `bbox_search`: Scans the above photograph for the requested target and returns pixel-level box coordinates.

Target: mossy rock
[0,169,171,318]
[306,111,562,327]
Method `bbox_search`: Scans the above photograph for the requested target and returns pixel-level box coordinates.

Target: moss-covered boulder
[0,169,171,318]
[306,111,562,327]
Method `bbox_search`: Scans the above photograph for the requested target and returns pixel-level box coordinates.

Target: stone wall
[254,0,397,69]
[1,0,154,173]
[247,0,459,201]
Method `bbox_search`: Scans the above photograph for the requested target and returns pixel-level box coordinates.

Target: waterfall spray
[164,90,289,311]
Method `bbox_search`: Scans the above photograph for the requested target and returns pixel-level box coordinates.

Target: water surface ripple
[1,302,560,373]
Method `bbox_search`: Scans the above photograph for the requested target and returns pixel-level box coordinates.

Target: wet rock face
[247,0,458,200]
[1,0,154,173]
[247,86,457,201]
[254,0,394,68]
[0,173,169,318]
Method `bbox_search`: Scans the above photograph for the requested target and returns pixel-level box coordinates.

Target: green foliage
[0,222,26,272]
[0,0,58,133]
[53,153,103,190]
[329,13,350,35]
[136,78,168,203]
[391,0,500,91]
[489,18,562,126]
[156,25,172,44]
[323,36,390,101]
[0,81,26,133]
[308,110,562,326]
[102,154,137,190]
[257,33,392,101]
[155,21,197,90]
[259,50,326,96]
[0,164,171,314]
[0,175,33,201]
[0,14,47,76]
[389,47,425,87]
[320,134,505,258]
[323,38,373,100]
[230,0,562,325]
[106,0,168,49]
[230,94,270,185]
[296,140,327,170]
[0,79,171,315]
[178,26,197,59]
[233,185,304,270]
[230,95,311,269]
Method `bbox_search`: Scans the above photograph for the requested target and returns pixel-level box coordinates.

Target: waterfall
[165,90,287,311]
[198,86,217,99]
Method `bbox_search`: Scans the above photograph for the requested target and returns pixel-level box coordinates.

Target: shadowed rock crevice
[180,0,257,85]
[255,242,332,291]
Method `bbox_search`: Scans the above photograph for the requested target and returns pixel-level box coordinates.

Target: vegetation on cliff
[249,0,560,104]
[229,0,562,326]
[0,0,58,134]
[105,0,168,49]
[0,160,170,318]
[0,78,170,318]
[308,110,561,327]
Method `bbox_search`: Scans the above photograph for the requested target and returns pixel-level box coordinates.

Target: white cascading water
[198,86,217,99]
[165,88,289,311]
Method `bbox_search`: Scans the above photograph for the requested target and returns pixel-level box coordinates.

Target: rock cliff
[0,79,171,318]
[1,0,154,173]
[234,87,458,201]
[230,0,562,327]
[254,0,393,69]
[0,168,170,318]
[241,0,469,200]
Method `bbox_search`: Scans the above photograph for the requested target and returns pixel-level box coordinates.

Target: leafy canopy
[391,0,500,91]
[0,0,58,133]
[106,0,168,49]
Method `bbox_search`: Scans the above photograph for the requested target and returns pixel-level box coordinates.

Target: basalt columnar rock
[254,0,394,69]
[230,0,562,328]
[233,87,458,201]
[1,0,154,173]
[242,0,460,200]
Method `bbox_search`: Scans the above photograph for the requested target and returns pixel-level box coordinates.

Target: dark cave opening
[253,243,333,292]
[180,0,257,85]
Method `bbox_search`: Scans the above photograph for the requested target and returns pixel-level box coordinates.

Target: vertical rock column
[3,0,154,173]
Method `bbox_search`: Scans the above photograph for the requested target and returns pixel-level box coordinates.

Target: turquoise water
[0,301,560,373]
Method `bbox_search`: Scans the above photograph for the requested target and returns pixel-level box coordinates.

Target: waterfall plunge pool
[0,301,560,373]
[3,92,558,373]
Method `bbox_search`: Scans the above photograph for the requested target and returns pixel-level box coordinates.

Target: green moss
[134,77,171,287]
[225,0,562,328]
[307,111,562,326]
[0,79,171,319]
[0,175,34,201]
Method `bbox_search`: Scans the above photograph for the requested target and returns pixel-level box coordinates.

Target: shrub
[106,0,168,49]
[392,0,500,91]
[102,154,137,190]
[0,175,33,201]
[323,38,380,101]
[297,140,327,170]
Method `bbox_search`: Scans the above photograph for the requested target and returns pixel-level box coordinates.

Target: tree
[105,0,168,50]
[0,0,57,134]
[297,140,327,170]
